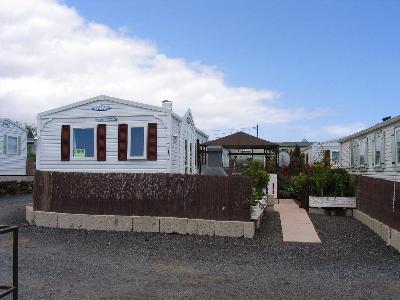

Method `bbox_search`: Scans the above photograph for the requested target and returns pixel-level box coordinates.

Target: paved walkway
[275,199,321,243]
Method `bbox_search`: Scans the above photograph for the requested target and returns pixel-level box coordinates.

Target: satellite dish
[279,152,290,167]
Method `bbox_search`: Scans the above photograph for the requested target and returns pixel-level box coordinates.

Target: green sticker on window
[74,149,85,157]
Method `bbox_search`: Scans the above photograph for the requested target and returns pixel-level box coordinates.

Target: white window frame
[350,142,355,167]
[359,139,366,167]
[6,135,19,155]
[331,150,340,165]
[127,124,147,160]
[70,126,97,160]
[395,127,400,166]
[374,133,381,166]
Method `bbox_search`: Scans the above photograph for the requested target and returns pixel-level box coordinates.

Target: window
[189,143,192,173]
[72,128,95,158]
[332,151,339,164]
[128,126,146,159]
[359,140,366,166]
[374,135,381,165]
[350,143,355,167]
[7,136,18,154]
[184,139,188,173]
[396,129,400,165]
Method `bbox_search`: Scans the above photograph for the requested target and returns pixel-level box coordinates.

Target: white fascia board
[38,95,168,118]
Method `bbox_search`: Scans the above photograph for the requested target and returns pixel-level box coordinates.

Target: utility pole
[256,124,259,138]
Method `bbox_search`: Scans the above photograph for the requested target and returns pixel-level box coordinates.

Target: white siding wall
[0,120,27,175]
[301,141,340,165]
[179,112,195,174]
[340,120,400,181]
[37,100,170,173]
[170,116,181,173]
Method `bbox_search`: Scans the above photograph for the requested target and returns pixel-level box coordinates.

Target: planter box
[309,196,356,208]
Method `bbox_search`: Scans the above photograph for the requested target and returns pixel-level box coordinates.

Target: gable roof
[38,95,209,138]
[38,95,166,117]
[203,131,277,149]
[0,118,27,132]
[339,114,400,143]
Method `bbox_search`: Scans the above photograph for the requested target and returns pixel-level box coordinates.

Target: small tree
[333,169,348,197]
[323,150,331,167]
[25,125,37,139]
[244,161,270,206]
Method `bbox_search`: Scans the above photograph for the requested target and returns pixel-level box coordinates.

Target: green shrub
[244,161,270,206]
[292,164,353,197]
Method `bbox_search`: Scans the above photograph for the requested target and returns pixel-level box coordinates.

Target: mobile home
[339,115,400,181]
[0,118,27,175]
[36,95,208,174]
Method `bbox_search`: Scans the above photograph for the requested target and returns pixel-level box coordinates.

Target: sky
[0,0,399,142]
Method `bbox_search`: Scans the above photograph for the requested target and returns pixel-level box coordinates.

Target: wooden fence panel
[356,176,399,231]
[33,170,252,221]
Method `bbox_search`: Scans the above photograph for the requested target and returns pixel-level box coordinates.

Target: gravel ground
[1,195,400,299]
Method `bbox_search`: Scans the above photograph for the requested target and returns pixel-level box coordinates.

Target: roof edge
[38,95,167,117]
[339,115,400,143]
[0,118,27,132]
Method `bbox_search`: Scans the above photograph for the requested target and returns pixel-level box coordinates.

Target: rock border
[26,206,255,238]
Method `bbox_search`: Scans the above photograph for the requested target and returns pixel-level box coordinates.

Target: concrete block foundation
[160,217,188,234]
[353,209,399,253]
[132,216,159,233]
[187,219,215,236]
[26,206,260,239]
[58,213,83,229]
[215,221,244,238]
[35,211,57,228]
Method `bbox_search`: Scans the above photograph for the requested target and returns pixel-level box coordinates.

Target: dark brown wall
[356,176,399,231]
[33,171,252,221]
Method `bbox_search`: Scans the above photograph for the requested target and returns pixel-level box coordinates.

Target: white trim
[6,134,19,155]
[339,115,400,142]
[359,139,366,167]
[0,118,27,132]
[70,126,97,160]
[373,133,381,166]
[127,124,148,160]
[395,127,400,166]
[38,95,166,117]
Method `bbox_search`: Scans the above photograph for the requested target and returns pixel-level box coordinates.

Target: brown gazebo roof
[202,131,278,149]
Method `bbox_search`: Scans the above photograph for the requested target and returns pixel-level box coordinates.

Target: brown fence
[26,158,36,176]
[33,171,252,221]
[356,176,400,231]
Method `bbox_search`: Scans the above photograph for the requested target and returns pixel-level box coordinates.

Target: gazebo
[200,131,279,174]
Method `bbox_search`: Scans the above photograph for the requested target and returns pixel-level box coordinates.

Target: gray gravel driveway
[0,194,400,299]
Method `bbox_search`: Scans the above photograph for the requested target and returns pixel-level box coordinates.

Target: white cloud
[0,0,325,132]
[293,122,367,141]
[318,123,367,139]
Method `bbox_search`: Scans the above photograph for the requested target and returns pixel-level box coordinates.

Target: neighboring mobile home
[301,139,340,166]
[0,118,27,175]
[339,115,400,181]
[278,140,312,154]
[36,95,208,174]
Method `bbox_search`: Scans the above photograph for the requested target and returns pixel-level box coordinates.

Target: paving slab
[275,199,321,243]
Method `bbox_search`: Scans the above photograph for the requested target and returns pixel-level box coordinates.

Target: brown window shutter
[61,125,70,161]
[118,124,128,161]
[97,124,106,161]
[147,123,157,161]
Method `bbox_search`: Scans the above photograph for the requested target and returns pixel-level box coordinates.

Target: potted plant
[244,161,270,215]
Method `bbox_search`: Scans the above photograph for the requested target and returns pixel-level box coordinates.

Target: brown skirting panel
[356,176,399,231]
[33,171,252,221]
